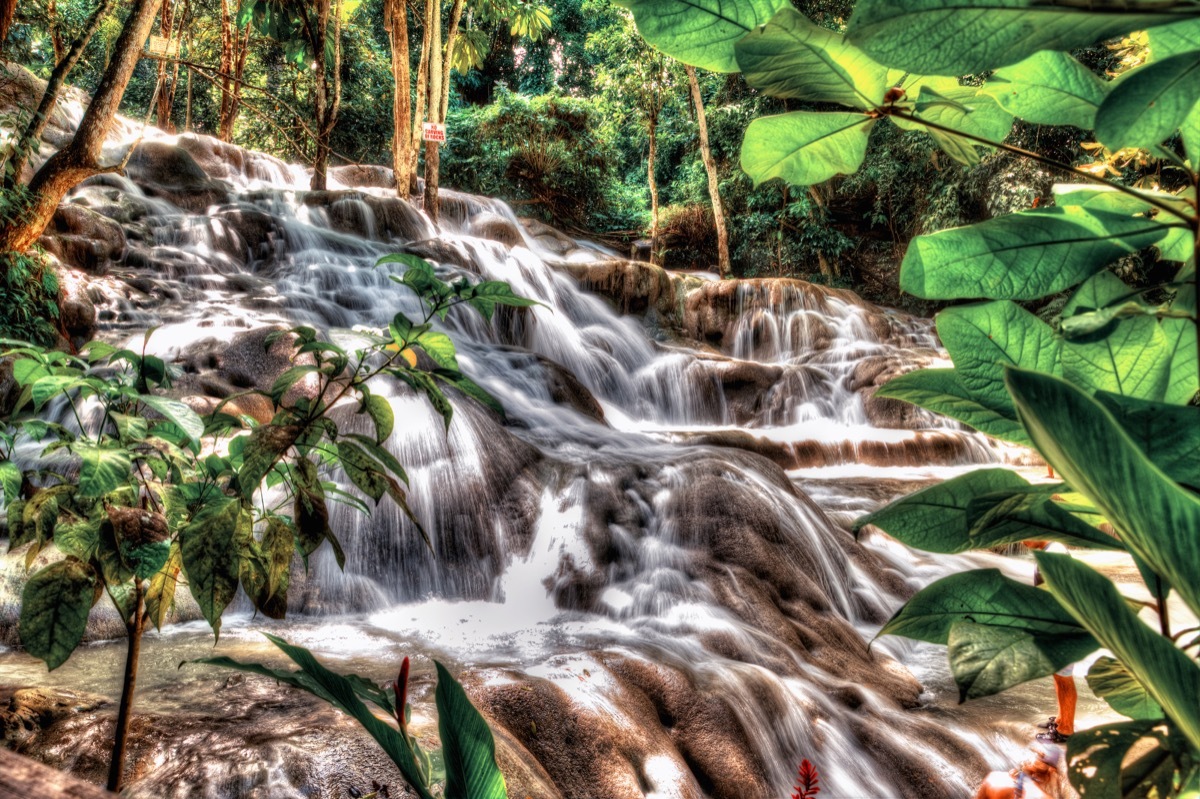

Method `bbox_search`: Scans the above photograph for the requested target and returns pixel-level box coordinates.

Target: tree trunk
[411,0,434,195]
[422,0,442,220]
[106,580,146,793]
[438,0,465,124]
[3,0,119,190]
[0,0,161,253]
[48,0,66,63]
[218,0,236,140]
[686,66,729,278]
[648,112,659,266]
[155,0,176,131]
[0,0,16,56]
[386,0,411,197]
[308,0,333,191]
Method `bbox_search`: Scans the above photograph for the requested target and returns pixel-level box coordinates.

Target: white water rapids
[0,103,1113,799]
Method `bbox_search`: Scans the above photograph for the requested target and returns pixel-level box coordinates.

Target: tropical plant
[1,253,536,790]
[195,636,508,799]
[621,0,1200,794]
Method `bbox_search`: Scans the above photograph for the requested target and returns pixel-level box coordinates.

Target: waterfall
[0,130,1043,799]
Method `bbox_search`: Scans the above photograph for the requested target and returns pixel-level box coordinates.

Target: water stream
[0,120,1104,799]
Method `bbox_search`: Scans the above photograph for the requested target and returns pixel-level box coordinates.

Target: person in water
[971,744,1067,799]
[1026,540,1076,743]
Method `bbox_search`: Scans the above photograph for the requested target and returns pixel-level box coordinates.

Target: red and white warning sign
[422,123,446,143]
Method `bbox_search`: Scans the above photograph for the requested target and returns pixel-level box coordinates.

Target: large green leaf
[618,0,788,73]
[1007,369,1200,618]
[845,0,1194,76]
[0,460,20,505]
[936,301,1060,412]
[76,444,132,498]
[234,424,302,500]
[734,7,888,109]
[1088,656,1166,721]
[180,494,243,638]
[247,635,437,799]
[336,440,389,503]
[1066,720,1182,799]
[140,395,205,444]
[740,111,876,187]
[19,558,96,670]
[1094,392,1200,490]
[900,207,1171,301]
[965,484,1123,551]
[877,568,1095,644]
[1036,551,1200,751]
[981,51,1109,130]
[948,619,1097,701]
[1062,316,1171,401]
[896,79,1014,167]
[1097,50,1200,151]
[854,468,1028,552]
[435,661,508,799]
[874,368,1031,445]
[1164,285,1198,405]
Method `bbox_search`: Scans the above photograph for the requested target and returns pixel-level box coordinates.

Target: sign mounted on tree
[421,123,446,143]
[143,34,180,61]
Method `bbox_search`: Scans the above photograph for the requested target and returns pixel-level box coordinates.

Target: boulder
[1,688,107,749]
[520,218,578,255]
[539,356,606,423]
[470,212,524,248]
[125,142,232,211]
[57,269,98,347]
[176,133,293,186]
[331,163,397,189]
[37,204,126,274]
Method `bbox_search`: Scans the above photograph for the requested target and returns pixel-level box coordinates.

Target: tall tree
[0,0,163,253]
[0,0,15,54]
[239,0,345,190]
[2,0,120,190]
[384,0,411,195]
[218,0,252,141]
[591,14,677,264]
[686,65,729,278]
[154,0,178,130]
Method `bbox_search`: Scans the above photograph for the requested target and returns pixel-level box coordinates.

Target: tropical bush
[622,0,1200,794]
[1,253,534,790]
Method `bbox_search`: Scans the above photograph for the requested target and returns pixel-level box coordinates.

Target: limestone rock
[37,204,126,275]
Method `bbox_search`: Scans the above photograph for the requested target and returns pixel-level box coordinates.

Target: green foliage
[0,249,60,347]
[196,636,506,799]
[3,255,534,667]
[442,87,643,232]
[633,2,1200,795]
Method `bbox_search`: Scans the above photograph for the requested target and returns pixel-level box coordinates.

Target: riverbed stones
[470,212,524,248]
[36,204,126,275]
[125,141,232,212]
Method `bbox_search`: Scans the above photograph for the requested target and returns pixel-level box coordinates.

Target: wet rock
[332,163,397,189]
[520,218,577,255]
[0,357,20,418]
[37,204,126,274]
[402,238,473,269]
[365,195,430,241]
[470,212,524,248]
[125,141,232,212]
[176,133,293,185]
[539,356,606,423]
[1,687,108,749]
[58,270,98,347]
[211,205,280,262]
[560,259,677,317]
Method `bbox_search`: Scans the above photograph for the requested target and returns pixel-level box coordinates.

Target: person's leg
[1053,671,1077,736]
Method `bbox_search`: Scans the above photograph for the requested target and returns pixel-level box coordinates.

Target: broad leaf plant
[621,0,1200,794]
[0,253,535,791]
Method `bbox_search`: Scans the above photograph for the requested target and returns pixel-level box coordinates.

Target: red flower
[791,759,820,799]
[395,656,410,734]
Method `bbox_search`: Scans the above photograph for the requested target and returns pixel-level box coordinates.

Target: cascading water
[1,103,1074,799]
